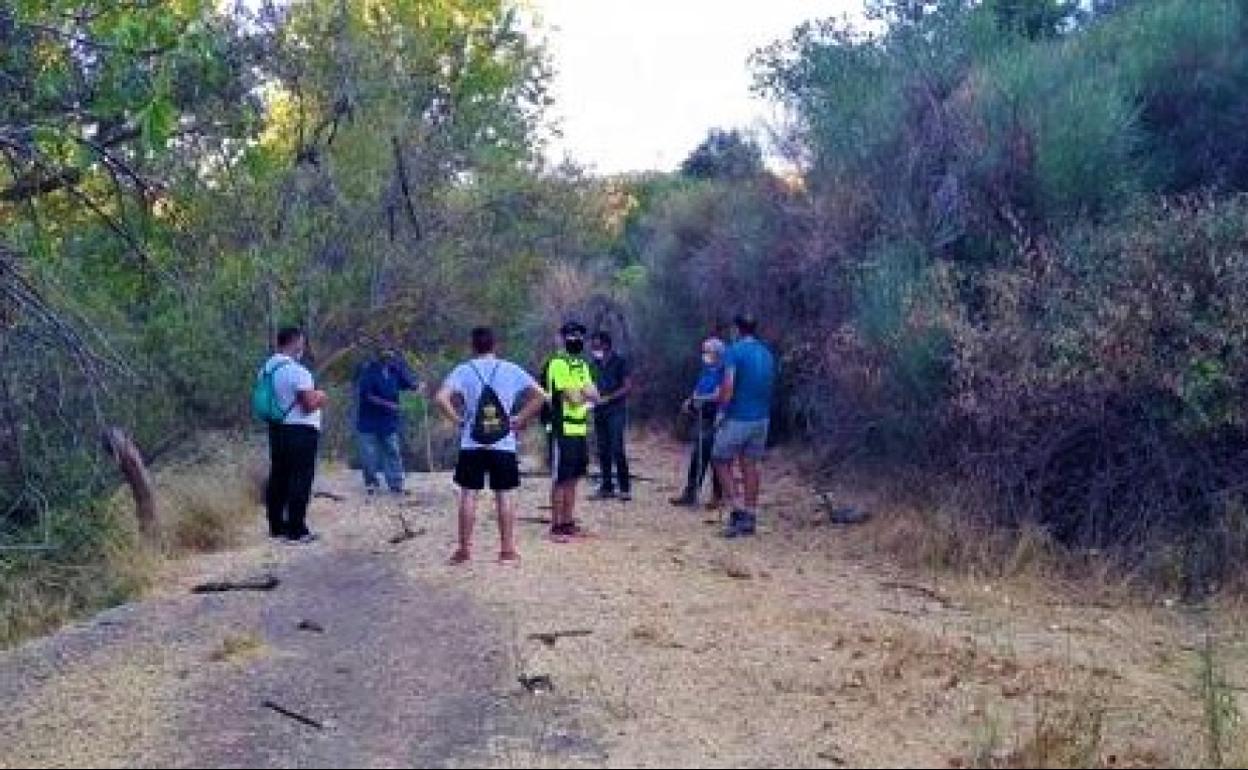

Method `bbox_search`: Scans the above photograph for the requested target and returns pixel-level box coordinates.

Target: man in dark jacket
[589,331,633,501]
[356,348,420,495]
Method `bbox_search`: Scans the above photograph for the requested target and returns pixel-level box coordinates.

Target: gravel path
[0,466,592,769]
[1,435,1240,768]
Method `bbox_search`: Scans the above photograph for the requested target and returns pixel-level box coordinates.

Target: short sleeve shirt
[723,337,776,422]
[262,354,322,430]
[442,357,538,452]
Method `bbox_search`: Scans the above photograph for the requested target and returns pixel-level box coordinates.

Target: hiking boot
[590,488,617,501]
[722,510,749,539]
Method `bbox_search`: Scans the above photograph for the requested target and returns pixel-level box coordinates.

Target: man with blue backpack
[252,326,328,545]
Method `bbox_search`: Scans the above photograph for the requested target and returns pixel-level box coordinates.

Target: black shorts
[553,435,589,484]
[454,449,521,492]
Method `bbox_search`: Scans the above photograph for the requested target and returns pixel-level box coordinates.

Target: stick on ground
[528,629,593,647]
[192,575,280,594]
[262,699,324,730]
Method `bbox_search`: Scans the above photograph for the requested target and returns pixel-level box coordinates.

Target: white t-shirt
[442,357,539,452]
[260,354,322,431]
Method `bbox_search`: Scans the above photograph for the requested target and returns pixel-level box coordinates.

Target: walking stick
[693,402,703,506]
[422,393,436,473]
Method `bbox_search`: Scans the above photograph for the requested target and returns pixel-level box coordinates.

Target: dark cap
[559,320,587,338]
[733,313,759,335]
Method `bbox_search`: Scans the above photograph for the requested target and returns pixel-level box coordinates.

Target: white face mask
[702,353,716,365]
[592,349,606,361]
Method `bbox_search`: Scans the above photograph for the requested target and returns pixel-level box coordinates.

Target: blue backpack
[251,359,295,424]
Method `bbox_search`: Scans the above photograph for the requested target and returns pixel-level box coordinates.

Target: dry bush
[208,632,266,663]
[0,505,153,648]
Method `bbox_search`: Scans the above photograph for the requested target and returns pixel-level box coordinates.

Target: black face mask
[564,338,584,355]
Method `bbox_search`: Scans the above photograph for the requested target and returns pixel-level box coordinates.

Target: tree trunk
[102,427,158,540]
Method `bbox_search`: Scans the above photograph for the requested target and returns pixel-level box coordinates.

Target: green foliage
[0,502,146,647]
[1,0,608,640]
[631,0,1248,578]
[679,129,764,182]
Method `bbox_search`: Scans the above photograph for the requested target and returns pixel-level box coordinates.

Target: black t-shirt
[592,353,630,414]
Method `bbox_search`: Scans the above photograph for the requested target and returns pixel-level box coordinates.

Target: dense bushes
[629,0,1248,587]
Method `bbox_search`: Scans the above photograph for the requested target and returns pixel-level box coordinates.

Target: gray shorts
[712,418,769,461]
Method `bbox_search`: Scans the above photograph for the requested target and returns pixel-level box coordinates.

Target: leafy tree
[679,129,764,181]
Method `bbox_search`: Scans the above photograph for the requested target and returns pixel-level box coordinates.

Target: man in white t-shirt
[258,326,328,544]
[435,326,547,565]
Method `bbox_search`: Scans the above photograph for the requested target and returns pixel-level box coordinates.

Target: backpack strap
[467,360,501,387]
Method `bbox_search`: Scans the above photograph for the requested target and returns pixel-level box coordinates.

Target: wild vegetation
[626,0,1248,594]
[5,0,1248,644]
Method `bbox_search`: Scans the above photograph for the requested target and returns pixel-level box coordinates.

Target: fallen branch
[528,629,593,647]
[192,575,280,594]
[388,514,425,545]
[518,674,555,694]
[262,699,324,730]
[101,427,158,540]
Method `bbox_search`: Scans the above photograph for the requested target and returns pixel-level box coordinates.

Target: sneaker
[286,532,321,545]
[722,510,747,539]
[738,511,757,536]
[565,522,595,540]
[590,489,617,501]
[498,550,521,565]
[619,491,632,502]
[548,528,573,544]
[365,486,379,497]
[669,492,697,507]
[449,548,471,565]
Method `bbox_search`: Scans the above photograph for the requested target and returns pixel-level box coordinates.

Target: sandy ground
[1,434,1245,768]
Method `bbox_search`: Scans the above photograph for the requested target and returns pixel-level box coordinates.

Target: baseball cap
[560,320,587,338]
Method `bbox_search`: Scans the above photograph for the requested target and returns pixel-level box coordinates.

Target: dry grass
[1,433,262,649]
[0,506,152,647]
[207,632,266,663]
[163,472,255,554]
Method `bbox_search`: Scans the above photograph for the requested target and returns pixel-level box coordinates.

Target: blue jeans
[359,431,404,492]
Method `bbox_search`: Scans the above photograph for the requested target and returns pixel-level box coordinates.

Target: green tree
[679,129,764,182]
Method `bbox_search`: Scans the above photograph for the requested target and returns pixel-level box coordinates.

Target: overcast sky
[530,0,865,174]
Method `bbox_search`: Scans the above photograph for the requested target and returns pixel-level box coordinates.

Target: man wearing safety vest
[546,320,601,542]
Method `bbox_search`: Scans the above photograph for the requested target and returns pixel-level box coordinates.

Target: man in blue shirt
[713,314,776,537]
[670,337,725,507]
[356,348,420,495]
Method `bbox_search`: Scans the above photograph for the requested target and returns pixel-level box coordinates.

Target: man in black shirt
[589,331,633,501]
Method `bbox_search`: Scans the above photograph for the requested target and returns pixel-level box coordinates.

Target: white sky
[530,0,865,174]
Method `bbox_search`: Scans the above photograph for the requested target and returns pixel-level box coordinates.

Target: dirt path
[1,435,1243,768]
